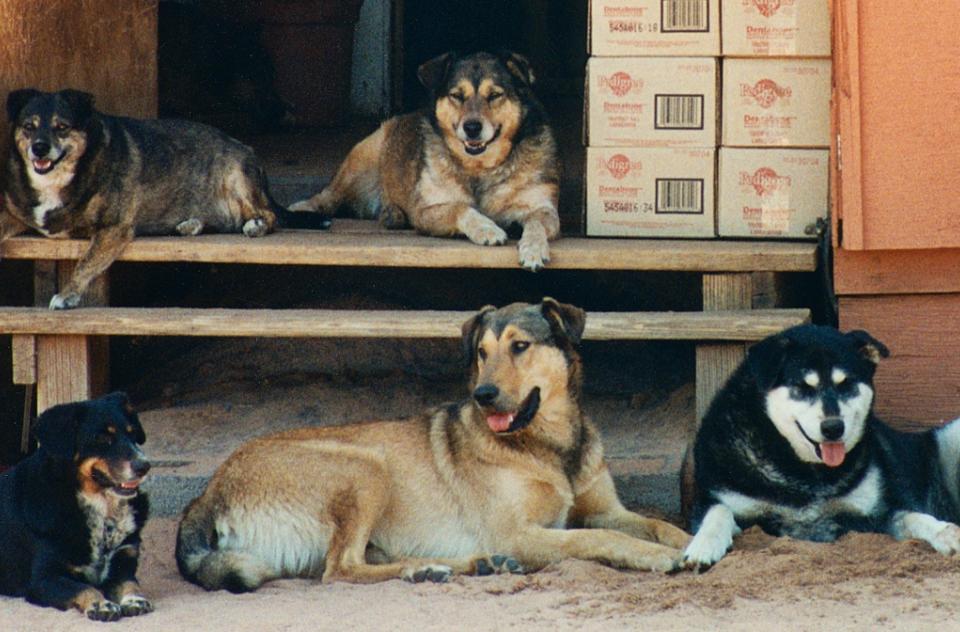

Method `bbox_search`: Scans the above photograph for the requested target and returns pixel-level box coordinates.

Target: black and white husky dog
[684,324,960,568]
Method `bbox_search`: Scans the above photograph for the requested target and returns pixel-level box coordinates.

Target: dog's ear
[746,333,793,392]
[33,401,85,459]
[417,52,456,93]
[57,89,95,126]
[105,391,146,444]
[844,330,890,365]
[499,51,536,86]
[541,297,586,346]
[6,89,42,123]
[461,305,497,367]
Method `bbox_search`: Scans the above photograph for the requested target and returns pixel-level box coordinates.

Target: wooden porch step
[0,220,818,272]
[0,307,810,340]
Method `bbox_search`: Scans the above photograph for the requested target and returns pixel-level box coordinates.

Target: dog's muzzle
[479,387,541,434]
[796,420,846,467]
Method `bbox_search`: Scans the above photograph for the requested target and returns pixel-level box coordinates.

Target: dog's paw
[119,594,154,617]
[930,523,960,555]
[242,218,269,238]
[682,531,731,572]
[288,198,317,212]
[475,555,524,576]
[49,292,81,310]
[176,218,204,236]
[403,564,453,583]
[85,599,123,622]
[517,235,550,272]
[459,212,508,247]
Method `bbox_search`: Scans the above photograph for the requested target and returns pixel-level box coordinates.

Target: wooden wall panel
[0,1,157,145]
[839,295,960,431]
[834,0,960,251]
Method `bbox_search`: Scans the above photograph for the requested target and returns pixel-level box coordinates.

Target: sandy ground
[2,519,960,631]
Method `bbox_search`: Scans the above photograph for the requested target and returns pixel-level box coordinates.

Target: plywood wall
[840,294,960,431]
[0,0,157,144]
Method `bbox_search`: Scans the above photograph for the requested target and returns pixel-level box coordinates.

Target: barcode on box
[656,179,704,214]
[661,0,709,32]
[654,94,704,130]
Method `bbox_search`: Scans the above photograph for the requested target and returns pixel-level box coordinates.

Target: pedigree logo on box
[722,58,829,147]
[747,0,795,18]
[598,153,643,180]
[740,79,792,109]
[722,0,829,56]
[740,167,792,196]
[599,72,644,98]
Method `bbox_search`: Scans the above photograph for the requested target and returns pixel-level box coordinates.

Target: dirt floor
[2,519,960,631]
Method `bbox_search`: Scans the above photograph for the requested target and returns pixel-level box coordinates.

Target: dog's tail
[256,164,333,230]
[175,498,277,593]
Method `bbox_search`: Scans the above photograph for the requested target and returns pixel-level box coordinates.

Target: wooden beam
[0,222,819,272]
[11,334,36,384]
[36,335,92,413]
[696,273,754,422]
[0,307,809,340]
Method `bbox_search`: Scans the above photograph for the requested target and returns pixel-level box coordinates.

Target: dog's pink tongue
[487,412,516,433]
[821,442,846,467]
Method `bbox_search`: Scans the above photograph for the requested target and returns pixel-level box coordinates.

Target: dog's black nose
[132,459,151,478]
[31,140,51,157]
[821,418,845,441]
[463,119,483,140]
[473,384,499,406]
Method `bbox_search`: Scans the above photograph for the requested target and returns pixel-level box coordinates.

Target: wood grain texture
[1,222,818,272]
[11,334,36,385]
[840,295,960,430]
[36,335,91,413]
[696,274,755,421]
[0,0,157,143]
[0,307,810,341]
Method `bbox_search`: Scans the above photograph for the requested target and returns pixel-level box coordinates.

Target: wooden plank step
[0,307,810,340]
[0,220,818,272]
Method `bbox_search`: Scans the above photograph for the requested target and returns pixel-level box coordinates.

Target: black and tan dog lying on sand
[0,393,152,621]
[176,299,691,591]
[0,89,328,310]
[291,51,560,272]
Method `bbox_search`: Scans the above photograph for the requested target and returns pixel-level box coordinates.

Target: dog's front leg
[27,573,123,621]
[571,468,692,549]
[507,525,683,573]
[416,202,507,245]
[891,511,960,555]
[101,543,153,617]
[50,224,134,309]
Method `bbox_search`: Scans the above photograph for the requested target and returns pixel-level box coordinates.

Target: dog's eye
[487,91,504,103]
[478,347,487,361]
[22,121,36,132]
[511,341,530,354]
[53,122,71,133]
[448,92,466,103]
[95,433,113,446]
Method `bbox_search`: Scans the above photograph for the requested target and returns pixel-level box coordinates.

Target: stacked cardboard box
[717,0,831,239]
[584,0,720,238]
[584,0,831,240]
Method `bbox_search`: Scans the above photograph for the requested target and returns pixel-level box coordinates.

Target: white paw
[288,198,316,212]
[464,219,507,246]
[930,523,960,555]
[49,292,81,310]
[683,529,732,570]
[403,564,453,583]
[242,218,269,238]
[119,594,154,617]
[518,235,550,272]
[176,218,204,236]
